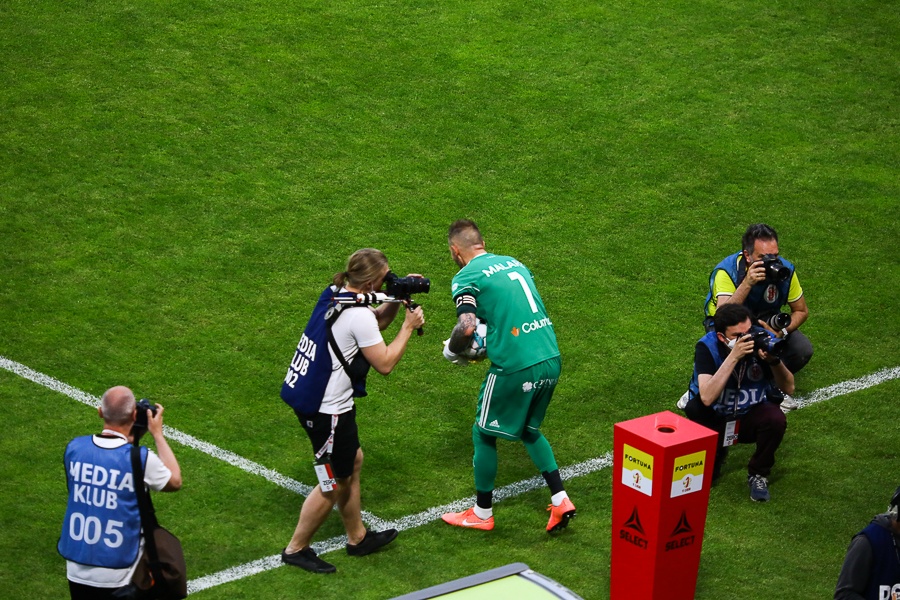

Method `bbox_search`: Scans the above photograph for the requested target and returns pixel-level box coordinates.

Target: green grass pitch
[1,0,898,597]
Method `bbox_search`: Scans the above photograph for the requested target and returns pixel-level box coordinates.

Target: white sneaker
[779,393,799,413]
[676,391,690,410]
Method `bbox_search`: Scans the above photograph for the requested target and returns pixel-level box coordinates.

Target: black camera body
[744,327,786,357]
[384,272,430,298]
[760,254,790,283]
[131,398,158,440]
[383,272,429,337]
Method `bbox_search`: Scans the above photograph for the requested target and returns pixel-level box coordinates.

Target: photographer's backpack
[280,286,369,415]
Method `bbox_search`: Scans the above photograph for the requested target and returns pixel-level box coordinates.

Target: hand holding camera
[727,332,757,361]
[747,254,790,286]
[403,304,425,332]
[131,398,165,443]
[735,327,787,364]
[384,272,429,336]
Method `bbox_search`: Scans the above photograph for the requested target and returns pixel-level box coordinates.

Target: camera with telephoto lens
[763,312,791,330]
[384,272,430,297]
[744,326,787,357]
[760,254,790,283]
[131,398,157,440]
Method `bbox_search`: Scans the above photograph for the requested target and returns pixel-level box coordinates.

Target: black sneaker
[281,547,336,573]
[346,528,398,556]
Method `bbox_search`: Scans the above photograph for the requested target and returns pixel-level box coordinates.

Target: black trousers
[68,580,122,600]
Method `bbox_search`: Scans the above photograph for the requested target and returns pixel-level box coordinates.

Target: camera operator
[281,248,425,574]
[683,303,793,502]
[834,485,900,599]
[703,223,813,377]
[58,386,182,599]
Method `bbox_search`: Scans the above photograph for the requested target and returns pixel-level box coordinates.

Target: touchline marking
[794,366,900,409]
[187,452,617,594]
[3,354,897,593]
[0,355,389,530]
[185,366,900,594]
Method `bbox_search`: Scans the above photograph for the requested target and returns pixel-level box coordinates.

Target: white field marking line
[793,366,900,409]
[187,452,616,594]
[4,354,897,592]
[185,365,900,594]
[0,355,389,531]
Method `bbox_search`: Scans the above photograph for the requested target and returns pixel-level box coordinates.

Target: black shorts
[295,406,360,479]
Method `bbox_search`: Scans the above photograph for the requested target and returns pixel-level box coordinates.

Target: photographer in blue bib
[280,248,425,574]
[694,224,812,412]
[835,485,900,599]
[683,303,794,502]
[58,386,182,599]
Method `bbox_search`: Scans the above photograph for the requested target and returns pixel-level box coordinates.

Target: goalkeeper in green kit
[441,219,576,533]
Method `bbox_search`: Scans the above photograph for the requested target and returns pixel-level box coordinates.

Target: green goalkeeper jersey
[452,252,560,373]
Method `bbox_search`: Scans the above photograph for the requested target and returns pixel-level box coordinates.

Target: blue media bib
[57,436,146,568]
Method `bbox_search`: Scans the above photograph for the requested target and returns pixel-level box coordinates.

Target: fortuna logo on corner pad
[671,451,706,498]
[622,444,654,497]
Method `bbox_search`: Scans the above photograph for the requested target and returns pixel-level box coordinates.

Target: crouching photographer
[683,303,794,503]
[703,223,813,376]
[279,248,425,574]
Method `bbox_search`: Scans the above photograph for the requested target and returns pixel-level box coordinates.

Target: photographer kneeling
[684,303,793,502]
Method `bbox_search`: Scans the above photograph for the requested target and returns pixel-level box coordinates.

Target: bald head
[100,386,136,427]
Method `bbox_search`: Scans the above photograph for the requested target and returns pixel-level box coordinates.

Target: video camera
[759,254,790,283]
[131,398,157,442]
[384,272,431,298]
[385,272,429,336]
[333,272,430,335]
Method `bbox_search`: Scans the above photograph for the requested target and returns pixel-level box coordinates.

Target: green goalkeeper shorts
[475,356,561,441]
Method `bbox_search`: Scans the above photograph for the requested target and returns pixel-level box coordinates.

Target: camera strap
[731,362,747,417]
[326,315,354,377]
[723,362,747,447]
[736,255,749,285]
[325,304,371,398]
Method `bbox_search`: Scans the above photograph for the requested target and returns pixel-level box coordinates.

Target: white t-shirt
[319,300,384,415]
[66,432,172,588]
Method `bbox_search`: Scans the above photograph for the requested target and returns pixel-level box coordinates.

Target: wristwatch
[780,328,790,339]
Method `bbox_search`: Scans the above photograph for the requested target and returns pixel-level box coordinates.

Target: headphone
[889,485,900,521]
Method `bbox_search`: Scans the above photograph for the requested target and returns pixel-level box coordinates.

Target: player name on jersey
[480,259,523,277]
